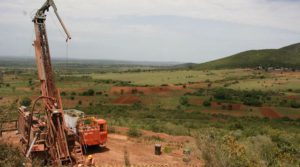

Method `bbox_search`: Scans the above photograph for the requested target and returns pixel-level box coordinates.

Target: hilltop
[192,43,300,70]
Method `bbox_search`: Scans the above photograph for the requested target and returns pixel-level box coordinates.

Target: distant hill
[0,56,180,69]
[192,43,300,70]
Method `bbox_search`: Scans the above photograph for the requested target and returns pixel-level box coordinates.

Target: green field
[1,67,300,166]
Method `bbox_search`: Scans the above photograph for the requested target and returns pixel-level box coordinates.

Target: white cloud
[55,0,300,32]
[2,0,300,32]
[0,0,299,62]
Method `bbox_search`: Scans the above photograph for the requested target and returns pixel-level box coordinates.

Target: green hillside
[193,43,300,69]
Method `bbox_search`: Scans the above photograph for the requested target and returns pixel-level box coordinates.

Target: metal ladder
[73,142,85,165]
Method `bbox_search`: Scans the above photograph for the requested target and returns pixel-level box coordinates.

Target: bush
[82,89,95,96]
[214,88,233,100]
[0,142,25,167]
[87,89,95,96]
[61,91,67,96]
[229,122,244,130]
[20,97,31,106]
[290,100,300,108]
[180,96,189,106]
[163,146,173,153]
[203,100,211,107]
[243,98,262,107]
[127,127,142,137]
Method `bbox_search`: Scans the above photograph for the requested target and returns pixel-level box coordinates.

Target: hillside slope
[193,43,300,69]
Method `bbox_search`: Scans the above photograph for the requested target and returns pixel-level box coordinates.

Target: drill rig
[18,0,84,165]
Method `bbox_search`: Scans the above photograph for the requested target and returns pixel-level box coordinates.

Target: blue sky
[0,0,299,63]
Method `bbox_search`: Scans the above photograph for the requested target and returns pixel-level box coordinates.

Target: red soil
[287,95,297,100]
[260,107,281,119]
[210,102,222,108]
[189,98,203,106]
[110,86,169,95]
[231,104,242,110]
[110,85,192,96]
[113,96,140,104]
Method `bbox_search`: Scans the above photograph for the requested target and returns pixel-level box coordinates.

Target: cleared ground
[0,128,203,167]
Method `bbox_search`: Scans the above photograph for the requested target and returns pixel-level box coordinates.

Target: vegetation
[193,43,300,70]
[0,142,25,167]
[212,88,275,107]
[20,97,31,107]
[196,127,300,167]
[0,60,300,166]
[127,127,142,137]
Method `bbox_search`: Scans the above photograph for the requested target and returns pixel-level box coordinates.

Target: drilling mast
[18,0,84,165]
[33,0,71,163]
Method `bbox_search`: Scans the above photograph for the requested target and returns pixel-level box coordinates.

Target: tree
[87,89,95,96]
[20,97,31,107]
[28,78,33,86]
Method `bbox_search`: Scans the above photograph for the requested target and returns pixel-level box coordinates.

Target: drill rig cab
[64,109,108,147]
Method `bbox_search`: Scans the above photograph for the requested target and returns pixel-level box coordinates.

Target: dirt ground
[0,128,204,167]
[260,107,281,119]
[112,95,140,104]
[87,127,203,166]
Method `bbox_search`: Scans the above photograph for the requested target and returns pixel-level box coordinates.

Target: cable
[49,11,66,40]
[66,40,69,72]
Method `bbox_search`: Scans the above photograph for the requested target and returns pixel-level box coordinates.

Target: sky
[0,0,300,63]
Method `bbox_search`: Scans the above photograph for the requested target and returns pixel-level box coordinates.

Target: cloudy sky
[0,0,299,63]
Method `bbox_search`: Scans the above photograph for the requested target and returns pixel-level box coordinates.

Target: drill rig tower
[18,0,84,165]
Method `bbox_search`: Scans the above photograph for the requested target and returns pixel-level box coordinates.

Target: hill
[192,43,300,70]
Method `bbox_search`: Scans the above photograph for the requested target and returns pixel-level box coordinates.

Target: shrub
[180,96,189,106]
[229,122,244,130]
[61,91,67,96]
[127,127,142,137]
[214,88,233,100]
[0,142,25,167]
[203,100,211,107]
[20,97,31,106]
[243,98,262,107]
[28,78,33,86]
[290,100,300,108]
[86,89,95,96]
[81,89,95,96]
[163,146,173,154]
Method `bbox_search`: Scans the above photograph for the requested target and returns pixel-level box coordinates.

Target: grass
[74,69,253,86]
[1,67,300,166]
[193,43,300,70]
[0,142,25,166]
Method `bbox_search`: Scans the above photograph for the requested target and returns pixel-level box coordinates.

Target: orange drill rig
[64,109,108,149]
[17,0,84,165]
